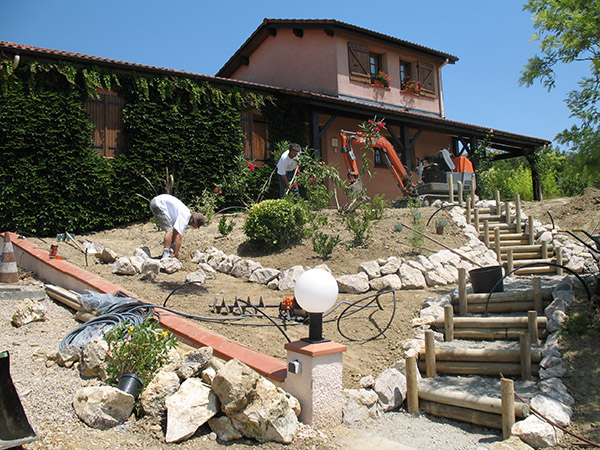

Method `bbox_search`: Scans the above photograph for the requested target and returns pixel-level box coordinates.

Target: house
[218,19,550,200]
[0,18,550,202]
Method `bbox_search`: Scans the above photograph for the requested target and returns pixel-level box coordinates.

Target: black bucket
[469,266,504,293]
[117,373,143,400]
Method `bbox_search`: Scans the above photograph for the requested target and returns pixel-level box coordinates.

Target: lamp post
[294,268,338,343]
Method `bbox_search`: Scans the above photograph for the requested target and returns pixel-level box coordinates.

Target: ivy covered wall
[0,57,265,235]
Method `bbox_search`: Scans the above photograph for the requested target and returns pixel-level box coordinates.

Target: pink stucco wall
[229,28,446,116]
[231,29,339,95]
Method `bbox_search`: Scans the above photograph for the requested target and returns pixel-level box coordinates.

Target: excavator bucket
[348,179,367,198]
[0,351,38,449]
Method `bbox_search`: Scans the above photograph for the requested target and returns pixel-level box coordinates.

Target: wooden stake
[458,268,467,316]
[444,304,454,342]
[495,190,501,215]
[495,227,502,263]
[507,249,514,274]
[528,310,539,345]
[406,356,419,414]
[501,378,515,440]
[425,330,436,378]
[474,208,480,233]
[520,333,532,381]
[541,240,548,259]
[449,172,454,203]
[484,220,490,247]
[505,201,511,224]
[466,199,471,225]
[457,180,463,206]
[515,192,521,232]
[533,277,543,314]
[528,215,535,245]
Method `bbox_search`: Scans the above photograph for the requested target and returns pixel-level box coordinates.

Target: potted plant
[104,319,178,399]
[401,76,421,95]
[373,71,392,88]
[435,218,448,235]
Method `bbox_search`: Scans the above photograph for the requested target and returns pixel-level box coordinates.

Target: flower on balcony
[373,71,392,87]
[401,76,421,95]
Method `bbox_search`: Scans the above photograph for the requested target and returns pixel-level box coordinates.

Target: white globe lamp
[294,268,338,343]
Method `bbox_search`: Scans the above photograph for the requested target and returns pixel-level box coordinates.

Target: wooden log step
[491,239,532,247]
[452,301,551,314]
[476,214,504,222]
[418,360,540,377]
[434,316,548,329]
[420,400,503,430]
[476,222,516,231]
[512,266,560,275]
[451,289,553,304]
[447,328,548,340]
[499,252,545,261]
[418,347,542,363]
[508,257,563,267]
[418,382,530,418]
[499,244,553,253]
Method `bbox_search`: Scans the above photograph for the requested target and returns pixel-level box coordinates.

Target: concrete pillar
[284,340,347,428]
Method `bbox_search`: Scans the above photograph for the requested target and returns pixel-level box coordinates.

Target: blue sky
[1,0,587,149]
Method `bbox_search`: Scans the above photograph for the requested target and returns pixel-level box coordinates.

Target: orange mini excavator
[339,130,416,197]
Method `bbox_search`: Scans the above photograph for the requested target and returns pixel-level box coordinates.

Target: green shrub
[559,311,600,336]
[311,231,341,258]
[218,215,235,236]
[243,199,307,249]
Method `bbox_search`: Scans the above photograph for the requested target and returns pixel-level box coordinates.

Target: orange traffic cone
[0,232,19,283]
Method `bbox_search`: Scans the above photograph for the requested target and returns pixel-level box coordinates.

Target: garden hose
[483,262,592,317]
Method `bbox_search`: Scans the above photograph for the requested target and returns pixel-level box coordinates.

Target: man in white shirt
[277,143,301,199]
[149,194,206,259]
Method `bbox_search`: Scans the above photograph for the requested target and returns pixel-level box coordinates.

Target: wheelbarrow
[0,351,38,449]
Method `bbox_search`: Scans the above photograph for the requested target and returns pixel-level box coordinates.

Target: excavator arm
[340,130,415,195]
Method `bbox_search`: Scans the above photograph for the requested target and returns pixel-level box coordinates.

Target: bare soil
[9,188,600,449]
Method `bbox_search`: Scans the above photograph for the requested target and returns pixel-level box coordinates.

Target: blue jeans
[279,169,299,199]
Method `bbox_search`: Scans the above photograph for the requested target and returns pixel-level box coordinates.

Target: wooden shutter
[84,90,125,158]
[241,111,268,164]
[348,42,370,79]
[417,62,435,93]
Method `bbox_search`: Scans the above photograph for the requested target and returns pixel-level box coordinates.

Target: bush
[243,199,307,250]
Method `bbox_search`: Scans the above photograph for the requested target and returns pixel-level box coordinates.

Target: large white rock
[160,257,183,274]
[369,274,402,291]
[79,339,108,380]
[249,267,281,285]
[336,272,370,294]
[11,298,47,327]
[73,386,134,430]
[231,259,262,280]
[342,388,382,425]
[165,378,219,443]
[208,415,243,442]
[278,265,305,291]
[398,264,427,289]
[530,395,572,428]
[358,260,381,279]
[113,256,137,275]
[141,370,180,417]
[511,415,563,448]
[373,368,406,412]
[198,262,217,279]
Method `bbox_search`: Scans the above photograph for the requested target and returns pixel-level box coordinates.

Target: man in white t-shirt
[149,194,206,259]
[277,143,301,198]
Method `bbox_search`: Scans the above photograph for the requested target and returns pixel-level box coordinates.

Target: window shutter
[417,62,435,93]
[348,42,370,78]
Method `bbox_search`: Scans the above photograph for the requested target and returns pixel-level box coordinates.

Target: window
[399,60,411,82]
[417,61,436,94]
[373,148,388,168]
[369,53,382,79]
[84,89,125,158]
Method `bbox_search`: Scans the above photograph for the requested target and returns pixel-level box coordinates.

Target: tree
[520,0,600,187]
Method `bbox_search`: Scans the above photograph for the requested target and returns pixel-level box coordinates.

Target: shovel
[0,351,39,449]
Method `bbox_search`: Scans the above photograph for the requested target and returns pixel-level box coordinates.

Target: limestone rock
[369,274,402,291]
[11,298,47,327]
[208,415,243,442]
[73,386,134,430]
[161,257,183,274]
[129,255,144,273]
[231,259,262,280]
[530,394,572,428]
[112,256,136,275]
[141,370,180,417]
[198,262,217,279]
[56,344,80,367]
[140,258,161,280]
[165,378,219,443]
[176,347,213,380]
[336,272,370,294]
[185,269,206,286]
[489,436,534,450]
[98,247,118,263]
[249,267,281,285]
[511,415,563,448]
[373,368,406,412]
[398,264,427,289]
[133,246,151,259]
[342,388,382,425]
[278,265,305,291]
[358,260,381,279]
[79,339,108,380]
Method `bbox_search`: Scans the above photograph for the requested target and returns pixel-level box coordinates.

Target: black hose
[484,262,592,317]
[426,204,465,227]
[216,206,248,215]
[163,281,206,307]
[336,289,397,342]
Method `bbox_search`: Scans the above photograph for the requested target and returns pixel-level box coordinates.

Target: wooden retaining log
[418,347,542,363]
[502,378,515,439]
[452,301,551,315]
[435,316,548,329]
[450,289,553,304]
[420,400,502,430]
[406,356,419,414]
[418,383,530,418]
[448,327,547,340]
[417,360,540,377]
[512,266,558,275]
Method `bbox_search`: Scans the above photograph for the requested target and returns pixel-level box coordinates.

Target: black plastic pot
[469,266,504,293]
[117,373,143,400]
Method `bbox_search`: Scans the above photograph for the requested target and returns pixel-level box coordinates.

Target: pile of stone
[92,245,184,278]
[49,343,300,444]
